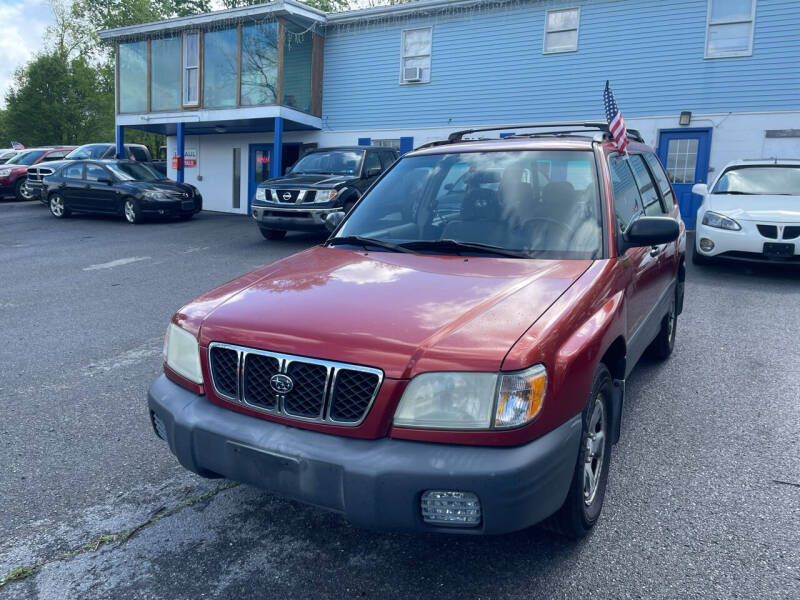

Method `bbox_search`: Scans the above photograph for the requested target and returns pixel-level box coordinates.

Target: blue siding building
[100,0,800,220]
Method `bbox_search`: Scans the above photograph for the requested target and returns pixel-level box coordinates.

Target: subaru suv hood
[709,194,800,223]
[196,246,592,379]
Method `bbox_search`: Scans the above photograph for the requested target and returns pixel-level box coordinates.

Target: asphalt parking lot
[1,200,798,599]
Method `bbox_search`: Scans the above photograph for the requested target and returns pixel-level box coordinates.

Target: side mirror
[692,183,709,196]
[324,211,346,233]
[98,177,113,185]
[365,166,381,178]
[623,216,679,249]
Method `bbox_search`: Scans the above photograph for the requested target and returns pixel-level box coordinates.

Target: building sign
[184,149,198,168]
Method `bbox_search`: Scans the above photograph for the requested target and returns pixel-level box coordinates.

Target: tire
[15,177,33,201]
[547,364,613,539]
[259,227,286,240]
[646,294,677,360]
[49,193,70,218]
[692,243,710,265]
[123,198,143,224]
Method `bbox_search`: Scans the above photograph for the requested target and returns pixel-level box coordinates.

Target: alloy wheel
[50,195,64,217]
[583,395,607,506]
[20,181,34,200]
[124,200,136,223]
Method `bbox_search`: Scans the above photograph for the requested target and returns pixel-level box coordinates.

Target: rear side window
[43,151,68,161]
[644,153,675,211]
[379,151,396,170]
[62,163,84,179]
[629,154,664,216]
[129,146,149,162]
[85,164,108,181]
[364,152,381,174]
[609,156,642,230]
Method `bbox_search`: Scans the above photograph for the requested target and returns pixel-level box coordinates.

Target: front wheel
[15,178,33,201]
[259,227,287,240]
[548,364,613,539]
[123,198,143,224]
[49,193,70,218]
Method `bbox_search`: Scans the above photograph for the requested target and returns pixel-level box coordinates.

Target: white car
[692,159,800,264]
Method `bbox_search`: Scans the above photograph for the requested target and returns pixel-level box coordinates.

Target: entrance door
[248,144,272,213]
[657,128,712,228]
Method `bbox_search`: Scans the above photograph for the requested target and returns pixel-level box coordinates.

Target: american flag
[603,81,628,154]
[10,141,24,150]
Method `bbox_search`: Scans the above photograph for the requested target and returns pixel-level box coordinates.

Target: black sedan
[42,160,201,224]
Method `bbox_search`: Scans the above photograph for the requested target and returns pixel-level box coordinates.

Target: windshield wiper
[399,239,529,258]
[327,235,417,254]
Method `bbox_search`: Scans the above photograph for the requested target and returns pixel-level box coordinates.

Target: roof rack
[446,121,645,144]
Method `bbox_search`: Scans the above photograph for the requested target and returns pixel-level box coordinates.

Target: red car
[0,146,76,200]
[149,123,685,537]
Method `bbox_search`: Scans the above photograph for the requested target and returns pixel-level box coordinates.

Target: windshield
[334,150,602,259]
[6,150,46,165]
[712,166,800,196]
[105,162,164,181]
[66,144,111,160]
[290,150,364,176]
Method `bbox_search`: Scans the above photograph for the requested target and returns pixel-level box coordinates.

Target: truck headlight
[702,211,741,231]
[255,187,267,202]
[393,365,546,430]
[164,323,203,384]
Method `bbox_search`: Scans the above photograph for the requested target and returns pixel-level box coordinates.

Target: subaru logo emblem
[282,192,292,202]
[270,373,294,394]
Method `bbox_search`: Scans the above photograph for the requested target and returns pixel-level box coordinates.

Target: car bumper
[695,220,800,263]
[148,374,581,535]
[142,196,203,216]
[251,205,341,232]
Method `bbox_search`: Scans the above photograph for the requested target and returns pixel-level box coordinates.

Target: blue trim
[271,117,283,179]
[176,122,185,183]
[399,137,414,155]
[499,132,515,138]
[656,127,712,229]
[248,143,271,215]
[357,137,371,146]
[115,126,124,159]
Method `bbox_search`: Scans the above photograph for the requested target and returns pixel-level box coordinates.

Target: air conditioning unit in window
[403,67,423,83]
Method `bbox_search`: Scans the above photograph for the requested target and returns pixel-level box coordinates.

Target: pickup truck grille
[208,343,382,426]
[26,167,54,183]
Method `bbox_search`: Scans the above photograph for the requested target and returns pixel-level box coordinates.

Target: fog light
[699,238,715,252]
[151,411,167,441]
[421,491,481,527]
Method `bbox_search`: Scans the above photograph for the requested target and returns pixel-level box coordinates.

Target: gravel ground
[1,200,797,599]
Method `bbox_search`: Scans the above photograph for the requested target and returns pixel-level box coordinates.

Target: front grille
[210,346,238,398]
[265,210,312,219]
[26,167,53,183]
[208,343,383,426]
[276,190,299,203]
[301,191,317,203]
[330,370,381,423]
[757,224,778,239]
[783,226,800,239]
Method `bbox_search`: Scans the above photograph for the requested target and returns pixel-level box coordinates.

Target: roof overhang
[327,0,518,26]
[115,106,321,136]
[98,0,326,41]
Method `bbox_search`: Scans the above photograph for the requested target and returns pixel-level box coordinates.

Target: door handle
[649,245,662,257]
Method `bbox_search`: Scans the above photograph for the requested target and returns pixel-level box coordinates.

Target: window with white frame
[544,8,580,54]
[401,27,432,84]
[373,139,400,149]
[706,0,756,58]
[183,31,200,106]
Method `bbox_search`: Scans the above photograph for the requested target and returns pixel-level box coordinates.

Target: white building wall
[165,110,800,215]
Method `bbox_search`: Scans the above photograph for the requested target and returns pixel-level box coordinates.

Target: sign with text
[184,149,198,168]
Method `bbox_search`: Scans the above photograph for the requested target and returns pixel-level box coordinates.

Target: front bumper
[696,220,800,263]
[142,196,203,216]
[251,205,342,232]
[148,374,581,535]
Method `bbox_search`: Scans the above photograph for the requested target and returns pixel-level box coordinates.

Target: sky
[0,0,52,107]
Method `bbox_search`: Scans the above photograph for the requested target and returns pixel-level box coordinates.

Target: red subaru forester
[149,123,685,537]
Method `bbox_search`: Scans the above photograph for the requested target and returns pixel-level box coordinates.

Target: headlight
[393,364,546,430]
[255,187,267,202]
[143,190,171,201]
[702,211,741,231]
[323,189,340,202]
[164,323,203,384]
[0,168,11,177]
